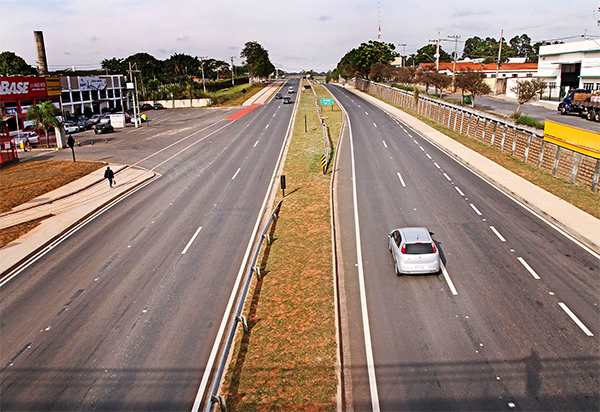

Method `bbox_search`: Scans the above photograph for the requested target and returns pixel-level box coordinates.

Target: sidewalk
[343,84,600,253]
[0,165,156,275]
[242,80,285,106]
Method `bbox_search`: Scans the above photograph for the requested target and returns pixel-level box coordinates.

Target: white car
[388,227,440,275]
[288,87,295,93]
[64,123,79,133]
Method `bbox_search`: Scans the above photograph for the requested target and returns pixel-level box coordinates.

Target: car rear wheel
[395,262,402,276]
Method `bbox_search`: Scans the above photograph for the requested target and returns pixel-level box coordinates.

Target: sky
[1,0,600,73]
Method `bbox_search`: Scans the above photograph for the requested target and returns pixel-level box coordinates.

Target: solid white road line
[455,186,465,196]
[373,122,377,128]
[397,172,406,187]
[348,113,381,412]
[490,226,506,242]
[426,153,432,159]
[253,140,259,147]
[517,257,540,279]
[232,168,241,180]
[382,140,387,148]
[434,162,441,169]
[470,203,482,216]
[181,226,202,255]
[441,262,458,295]
[443,173,451,181]
[558,302,594,336]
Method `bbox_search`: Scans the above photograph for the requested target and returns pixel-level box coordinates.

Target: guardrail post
[263,233,271,246]
[211,395,227,412]
[237,315,248,333]
[252,266,261,281]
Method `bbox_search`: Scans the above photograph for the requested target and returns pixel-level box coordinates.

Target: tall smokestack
[34,31,48,75]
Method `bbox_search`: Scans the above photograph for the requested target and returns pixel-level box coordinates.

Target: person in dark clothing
[104,166,115,188]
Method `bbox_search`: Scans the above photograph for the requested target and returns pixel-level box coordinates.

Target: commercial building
[537,39,600,101]
[60,75,129,117]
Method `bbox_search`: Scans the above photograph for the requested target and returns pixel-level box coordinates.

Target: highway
[0,79,299,411]
[327,85,599,411]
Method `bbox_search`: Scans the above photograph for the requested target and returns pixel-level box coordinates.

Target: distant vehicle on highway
[288,87,295,94]
[94,123,114,134]
[283,96,293,104]
[388,227,440,275]
[275,92,283,99]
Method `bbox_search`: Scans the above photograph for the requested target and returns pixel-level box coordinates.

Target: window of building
[100,89,107,99]
[62,92,71,102]
[72,92,81,102]
[526,73,533,77]
[81,91,90,101]
[583,82,594,90]
[512,73,518,77]
[108,89,113,98]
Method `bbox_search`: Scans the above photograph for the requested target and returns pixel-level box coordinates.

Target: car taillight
[401,244,406,254]
[431,242,437,253]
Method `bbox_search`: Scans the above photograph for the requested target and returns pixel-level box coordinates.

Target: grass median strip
[221,80,342,410]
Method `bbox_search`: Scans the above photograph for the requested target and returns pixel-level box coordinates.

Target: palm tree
[26,101,62,147]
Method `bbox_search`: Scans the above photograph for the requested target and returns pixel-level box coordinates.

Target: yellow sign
[45,77,62,96]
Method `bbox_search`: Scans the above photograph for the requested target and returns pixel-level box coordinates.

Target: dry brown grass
[0,160,105,245]
[221,81,342,411]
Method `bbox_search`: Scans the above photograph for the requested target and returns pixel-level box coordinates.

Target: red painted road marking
[226,104,261,120]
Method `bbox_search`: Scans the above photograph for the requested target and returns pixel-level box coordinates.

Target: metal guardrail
[308,82,332,174]
[205,199,283,412]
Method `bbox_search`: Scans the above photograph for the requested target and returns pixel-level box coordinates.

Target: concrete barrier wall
[141,98,211,109]
[351,79,600,193]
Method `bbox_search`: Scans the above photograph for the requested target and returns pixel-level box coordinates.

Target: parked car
[64,122,80,133]
[288,87,295,93]
[94,123,114,134]
[12,128,39,146]
[283,96,293,104]
[90,114,102,124]
[275,92,283,99]
[77,119,93,130]
[99,114,111,124]
[153,103,164,110]
[388,227,440,275]
[140,103,153,111]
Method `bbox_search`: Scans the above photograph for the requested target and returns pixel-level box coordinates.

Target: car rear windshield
[405,243,434,254]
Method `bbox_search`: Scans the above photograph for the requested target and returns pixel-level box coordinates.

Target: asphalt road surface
[327,84,599,411]
[0,79,299,411]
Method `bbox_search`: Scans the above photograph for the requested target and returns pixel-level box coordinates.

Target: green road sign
[321,98,334,106]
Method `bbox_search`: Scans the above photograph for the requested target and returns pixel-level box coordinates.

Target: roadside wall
[351,79,600,193]
[141,98,211,109]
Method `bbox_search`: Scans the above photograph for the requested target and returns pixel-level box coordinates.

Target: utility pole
[230,56,235,86]
[398,43,407,67]
[494,29,503,96]
[429,33,440,71]
[199,56,207,93]
[448,34,460,92]
[127,62,141,128]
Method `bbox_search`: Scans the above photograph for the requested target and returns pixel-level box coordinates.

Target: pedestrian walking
[104,166,115,188]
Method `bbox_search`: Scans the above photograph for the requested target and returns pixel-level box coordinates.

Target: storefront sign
[45,77,62,96]
[0,76,48,99]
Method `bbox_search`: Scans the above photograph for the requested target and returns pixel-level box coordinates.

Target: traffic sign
[321,98,333,106]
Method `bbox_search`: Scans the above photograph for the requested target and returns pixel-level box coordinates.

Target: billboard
[0,76,48,99]
[79,77,107,91]
[45,77,62,96]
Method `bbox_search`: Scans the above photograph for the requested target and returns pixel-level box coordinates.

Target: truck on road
[557,88,600,122]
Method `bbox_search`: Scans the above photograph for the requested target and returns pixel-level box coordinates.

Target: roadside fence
[308,82,332,174]
[351,79,600,193]
[205,200,283,412]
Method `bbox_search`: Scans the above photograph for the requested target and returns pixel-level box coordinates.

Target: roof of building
[419,62,538,72]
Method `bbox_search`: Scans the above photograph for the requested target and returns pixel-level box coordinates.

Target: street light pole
[230,56,235,86]
[398,43,407,66]
[199,56,207,93]
[494,29,503,96]
[448,34,460,92]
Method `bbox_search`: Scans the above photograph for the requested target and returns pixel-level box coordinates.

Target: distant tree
[510,78,547,113]
[462,36,514,63]
[123,53,163,84]
[240,41,275,79]
[407,44,451,66]
[101,57,126,75]
[455,70,492,107]
[370,63,395,82]
[336,40,398,79]
[164,53,200,84]
[393,66,417,85]
[430,72,452,97]
[26,101,62,147]
[418,70,436,94]
[0,51,37,76]
[509,34,536,62]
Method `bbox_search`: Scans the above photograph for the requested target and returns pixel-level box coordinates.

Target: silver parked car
[388,227,440,275]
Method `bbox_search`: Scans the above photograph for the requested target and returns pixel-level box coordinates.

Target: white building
[537,39,600,101]
[60,75,129,117]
